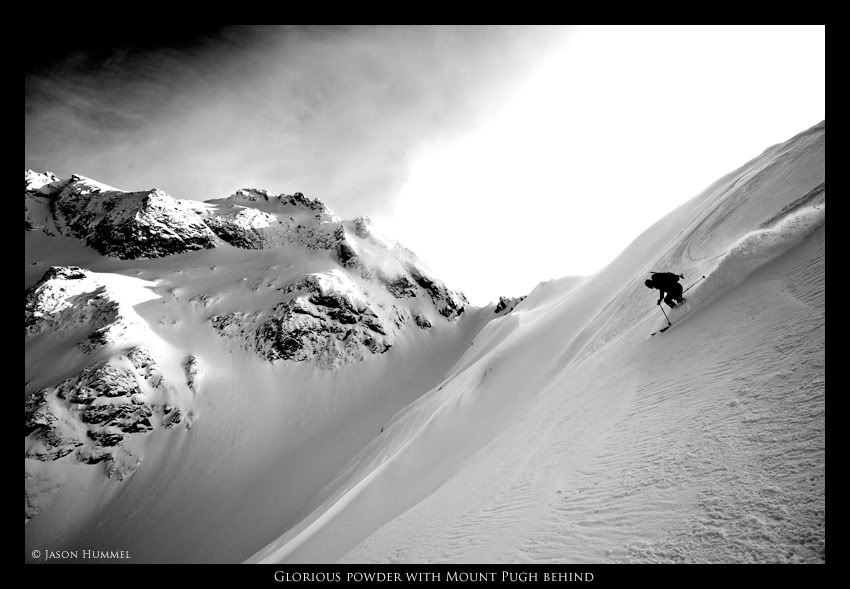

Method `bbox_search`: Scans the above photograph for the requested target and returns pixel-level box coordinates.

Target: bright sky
[372,25,825,305]
[25,25,824,308]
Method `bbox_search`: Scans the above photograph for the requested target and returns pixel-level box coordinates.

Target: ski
[650,324,672,336]
[647,275,704,337]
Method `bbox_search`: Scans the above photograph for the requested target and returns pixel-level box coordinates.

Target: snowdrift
[25,121,824,564]
[663,194,825,330]
[247,121,824,564]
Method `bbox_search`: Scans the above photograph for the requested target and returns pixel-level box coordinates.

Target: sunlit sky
[26,25,825,306]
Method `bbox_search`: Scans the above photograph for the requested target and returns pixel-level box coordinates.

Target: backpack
[651,272,681,287]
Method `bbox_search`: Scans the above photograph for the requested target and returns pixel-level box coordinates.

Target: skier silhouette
[644,272,685,309]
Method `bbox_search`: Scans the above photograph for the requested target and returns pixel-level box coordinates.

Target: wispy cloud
[25,25,567,216]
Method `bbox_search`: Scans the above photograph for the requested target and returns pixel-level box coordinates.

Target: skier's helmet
[644,279,653,288]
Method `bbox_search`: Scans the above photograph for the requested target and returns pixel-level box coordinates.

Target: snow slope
[25,121,824,564]
[25,175,483,562]
[246,121,824,564]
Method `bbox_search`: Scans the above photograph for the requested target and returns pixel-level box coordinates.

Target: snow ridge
[667,199,825,324]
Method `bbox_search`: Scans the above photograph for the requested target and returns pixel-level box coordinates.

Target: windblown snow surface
[25,121,824,564]
[247,122,825,564]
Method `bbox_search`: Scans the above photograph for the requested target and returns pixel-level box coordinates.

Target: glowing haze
[25,25,824,305]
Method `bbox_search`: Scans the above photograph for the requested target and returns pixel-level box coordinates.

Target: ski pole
[657,303,671,326]
[682,275,706,295]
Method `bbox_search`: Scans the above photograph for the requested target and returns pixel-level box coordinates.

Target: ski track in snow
[661,200,824,332]
[245,123,825,565]
[342,223,824,565]
[25,123,825,565]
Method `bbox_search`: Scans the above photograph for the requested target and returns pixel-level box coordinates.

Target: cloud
[25,25,568,215]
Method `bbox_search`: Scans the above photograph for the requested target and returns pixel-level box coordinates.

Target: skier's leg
[671,283,684,303]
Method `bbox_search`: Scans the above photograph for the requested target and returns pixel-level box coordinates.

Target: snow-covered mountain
[25,172,479,534]
[25,120,824,564]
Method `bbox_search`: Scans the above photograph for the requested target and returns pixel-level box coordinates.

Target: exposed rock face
[212,271,394,369]
[196,221,467,368]
[25,171,469,371]
[24,266,145,352]
[26,266,107,336]
[25,172,468,330]
[208,255,469,369]
[25,172,469,373]
[25,262,186,366]
[128,346,165,387]
[25,347,191,487]
[184,356,200,394]
[160,405,183,429]
[413,313,432,329]
[203,206,283,249]
[25,389,84,461]
[25,170,477,522]
[377,271,418,299]
[81,403,153,433]
[57,362,141,403]
[406,265,467,321]
[495,295,526,315]
[25,171,379,266]
[335,228,360,269]
[49,176,220,259]
[24,266,197,510]
[222,188,333,215]
[204,188,347,254]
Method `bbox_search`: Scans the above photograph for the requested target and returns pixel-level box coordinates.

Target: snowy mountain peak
[25,121,824,563]
[24,168,477,523]
[25,169,61,193]
[25,170,468,368]
[494,295,526,315]
[219,187,333,215]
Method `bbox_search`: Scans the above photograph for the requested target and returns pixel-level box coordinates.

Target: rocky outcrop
[208,258,468,368]
[81,403,153,433]
[25,172,468,327]
[203,188,345,253]
[25,170,478,524]
[25,171,220,258]
[377,271,418,299]
[25,390,84,461]
[160,405,183,429]
[203,206,283,249]
[128,346,166,387]
[25,266,146,353]
[25,172,469,373]
[184,356,200,394]
[23,262,190,512]
[56,362,141,403]
[201,239,469,367]
[334,227,360,269]
[220,188,333,215]
[212,270,393,369]
[413,312,432,329]
[26,265,195,512]
[406,265,467,321]
[25,349,191,484]
[50,176,220,258]
[26,173,353,259]
[494,295,526,315]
